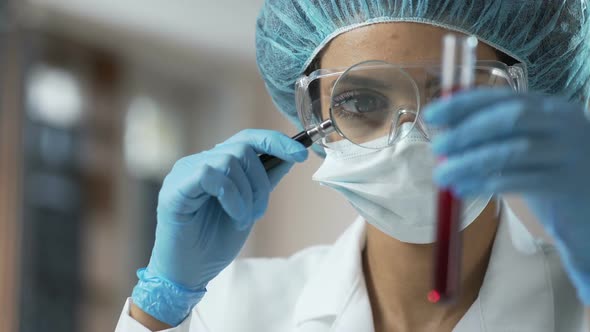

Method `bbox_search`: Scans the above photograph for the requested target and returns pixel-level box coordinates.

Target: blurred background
[0,1,547,331]
[0,0,357,331]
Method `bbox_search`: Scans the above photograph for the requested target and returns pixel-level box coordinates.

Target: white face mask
[312,123,492,244]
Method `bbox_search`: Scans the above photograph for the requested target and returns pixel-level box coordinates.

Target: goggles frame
[295,60,528,149]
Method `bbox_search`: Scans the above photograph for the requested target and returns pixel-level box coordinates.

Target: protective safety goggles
[295,60,528,151]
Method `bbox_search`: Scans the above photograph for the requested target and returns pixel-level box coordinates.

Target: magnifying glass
[259,60,422,169]
[328,60,423,149]
[258,120,333,171]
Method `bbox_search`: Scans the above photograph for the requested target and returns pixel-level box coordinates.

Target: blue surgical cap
[256,0,590,128]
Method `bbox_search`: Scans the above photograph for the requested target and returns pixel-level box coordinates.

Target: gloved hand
[424,89,590,305]
[132,129,308,326]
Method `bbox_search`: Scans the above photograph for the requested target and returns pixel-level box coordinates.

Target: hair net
[256,0,590,129]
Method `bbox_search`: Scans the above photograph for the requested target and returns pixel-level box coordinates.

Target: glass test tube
[428,35,477,304]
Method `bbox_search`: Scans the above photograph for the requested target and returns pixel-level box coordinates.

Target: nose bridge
[388,108,431,145]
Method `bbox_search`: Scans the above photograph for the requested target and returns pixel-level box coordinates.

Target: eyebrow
[322,62,509,92]
[329,75,443,93]
[329,75,393,92]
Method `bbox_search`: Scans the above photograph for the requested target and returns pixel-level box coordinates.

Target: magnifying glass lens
[330,61,420,149]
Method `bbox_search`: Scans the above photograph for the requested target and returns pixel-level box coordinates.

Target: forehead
[319,22,500,68]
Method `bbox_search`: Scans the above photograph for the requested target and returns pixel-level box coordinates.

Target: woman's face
[317,22,503,143]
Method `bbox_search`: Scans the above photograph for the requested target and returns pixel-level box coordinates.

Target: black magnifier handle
[259,131,314,172]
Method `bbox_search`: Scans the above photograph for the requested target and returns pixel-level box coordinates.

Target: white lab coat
[115,202,585,332]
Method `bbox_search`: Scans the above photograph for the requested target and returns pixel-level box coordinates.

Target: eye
[332,89,390,118]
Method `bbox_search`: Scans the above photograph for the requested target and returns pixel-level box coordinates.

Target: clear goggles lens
[296,60,527,150]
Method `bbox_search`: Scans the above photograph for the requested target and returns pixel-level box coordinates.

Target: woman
[116,1,590,331]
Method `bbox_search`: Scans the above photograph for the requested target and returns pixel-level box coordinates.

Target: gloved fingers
[216,155,255,228]
[159,157,218,215]
[431,99,556,155]
[267,161,295,190]
[241,145,271,219]
[434,137,563,188]
[222,129,308,163]
[198,165,249,227]
[175,152,255,225]
[451,169,561,198]
[211,143,271,219]
[424,88,519,126]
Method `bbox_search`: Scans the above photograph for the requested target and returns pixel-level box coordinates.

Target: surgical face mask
[312,123,492,244]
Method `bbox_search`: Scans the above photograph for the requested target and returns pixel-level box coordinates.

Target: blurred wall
[0,9,24,332]
[12,2,358,331]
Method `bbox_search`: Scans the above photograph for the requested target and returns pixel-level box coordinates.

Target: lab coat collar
[292,200,556,331]
[292,215,368,326]
[472,201,554,331]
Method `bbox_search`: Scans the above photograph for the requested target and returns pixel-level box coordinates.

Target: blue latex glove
[424,89,590,305]
[132,129,308,326]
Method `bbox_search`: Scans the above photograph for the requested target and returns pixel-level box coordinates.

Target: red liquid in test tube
[429,35,477,304]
